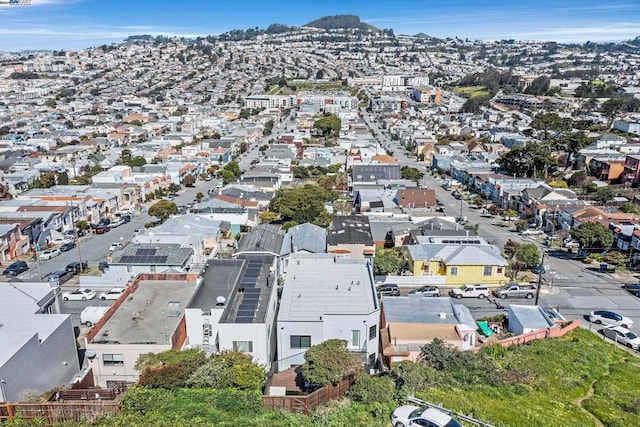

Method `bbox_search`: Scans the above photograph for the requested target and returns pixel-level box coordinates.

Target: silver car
[408,286,441,297]
[589,310,633,328]
[603,326,640,350]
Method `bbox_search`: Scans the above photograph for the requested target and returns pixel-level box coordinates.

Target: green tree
[514,243,541,268]
[461,95,490,113]
[128,156,147,167]
[182,174,196,187]
[218,169,236,185]
[258,211,279,223]
[148,200,178,222]
[348,374,395,406]
[530,112,572,140]
[503,239,519,259]
[601,98,627,127]
[302,339,362,385]
[195,192,204,202]
[186,350,265,390]
[496,142,557,178]
[75,220,89,231]
[561,131,592,167]
[312,210,333,228]
[593,186,616,204]
[136,349,207,389]
[44,98,57,108]
[503,209,518,220]
[238,109,250,119]
[524,76,550,95]
[223,161,241,177]
[281,220,299,231]
[269,184,336,224]
[400,166,424,184]
[570,222,614,252]
[56,171,69,185]
[313,114,341,138]
[373,248,403,275]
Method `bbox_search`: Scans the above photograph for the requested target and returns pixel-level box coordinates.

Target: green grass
[415,328,640,427]
[453,85,491,98]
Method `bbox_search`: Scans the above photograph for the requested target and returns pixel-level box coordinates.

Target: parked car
[51,236,74,245]
[622,283,640,297]
[589,310,634,328]
[95,226,109,234]
[98,219,111,227]
[46,270,73,284]
[493,283,537,299]
[39,248,61,260]
[376,284,400,297]
[59,241,76,252]
[99,288,125,300]
[66,261,88,274]
[408,286,441,297]
[449,284,490,299]
[391,405,462,427]
[532,264,546,275]
[603,326,640,349]
[62,288,96,301]
[2,260,28,276]
[521,229,545,236]
[108,218,126,228]
[98,261,109,272]
[80,306,109,327]
[109,242,123,252]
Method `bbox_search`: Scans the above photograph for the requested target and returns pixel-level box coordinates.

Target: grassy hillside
[31,328,640,427]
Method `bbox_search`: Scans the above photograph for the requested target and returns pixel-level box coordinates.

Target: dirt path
[574,379,604,427]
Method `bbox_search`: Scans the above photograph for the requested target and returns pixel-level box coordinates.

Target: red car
[95,226,109,234]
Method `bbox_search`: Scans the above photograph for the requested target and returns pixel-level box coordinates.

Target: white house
[276,254,380,371]
[0,281,80,401]
[184,255,278,367]
[85,276,195,387]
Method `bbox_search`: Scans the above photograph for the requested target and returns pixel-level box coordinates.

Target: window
[150,265,156,273]
[369,325,377,340]
[483,266,493,276]
[232,341,253,352]
[450,266,458,276]
[102,354,124,366]
[290,335,311,349]
[497,267,503,274]
[126,266,133,273]
[351,330,360,348]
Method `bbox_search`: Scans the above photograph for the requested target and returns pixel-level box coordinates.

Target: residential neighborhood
[2,12,640,426]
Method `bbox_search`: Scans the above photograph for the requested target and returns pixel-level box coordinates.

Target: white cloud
[513,23,640,42]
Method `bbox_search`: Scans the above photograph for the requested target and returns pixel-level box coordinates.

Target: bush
[348,374,396,406]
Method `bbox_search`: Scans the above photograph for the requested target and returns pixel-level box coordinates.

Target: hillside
[304,14,379,32]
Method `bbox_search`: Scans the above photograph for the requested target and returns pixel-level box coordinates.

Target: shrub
[348,374,395,406]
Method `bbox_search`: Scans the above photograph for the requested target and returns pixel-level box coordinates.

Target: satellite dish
[216,296,226,306]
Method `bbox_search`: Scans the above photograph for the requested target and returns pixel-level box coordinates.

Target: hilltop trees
[313,114,341,138]
[148,200,178,222]
[570,222,614,252]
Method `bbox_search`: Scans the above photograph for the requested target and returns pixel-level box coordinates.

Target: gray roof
[280,223,327,256]
[110,243,193,266]
[278,254,378,322]
[222,184,274,201]
[352,164,401,182]
[235,224,284,255]
[382,297,476,329]
[89,279,194,345]
[327,215,373,245]
[507,305,554,330]
[188,255,276,324]
[406,243,508,266]
[151,214,229,235]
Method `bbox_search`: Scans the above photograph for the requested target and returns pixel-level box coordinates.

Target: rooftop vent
[438,312,447,319]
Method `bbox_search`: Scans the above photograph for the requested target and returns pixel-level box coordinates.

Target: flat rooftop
[382,297,476,328]
[279,254,378,322]
[189,254,276,324]
[90,279,195,345]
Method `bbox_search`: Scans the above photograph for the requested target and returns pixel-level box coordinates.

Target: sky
[1,0,640,51]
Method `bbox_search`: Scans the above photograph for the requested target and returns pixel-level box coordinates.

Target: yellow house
[404,244,508,285]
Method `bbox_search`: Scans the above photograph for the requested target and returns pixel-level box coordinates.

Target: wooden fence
[262,376,354,414]
[0,401,120,424]
[473,320,580,352]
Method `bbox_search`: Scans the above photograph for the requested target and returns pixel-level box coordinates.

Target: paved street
[364,109,640,330]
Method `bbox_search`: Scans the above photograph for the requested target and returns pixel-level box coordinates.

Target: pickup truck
[493,283,537,299]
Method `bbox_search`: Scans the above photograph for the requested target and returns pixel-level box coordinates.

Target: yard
[453,85,491,98]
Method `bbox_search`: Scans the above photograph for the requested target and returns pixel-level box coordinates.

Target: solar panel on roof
[244,288,261,295]
[235,316,253,323]
[237,309,255,317]
[243,293,260,301]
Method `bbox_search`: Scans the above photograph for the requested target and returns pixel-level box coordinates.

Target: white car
[603,326,640,350]
[521,229,545,236]
[51,236,74,245]
[108,219,125,228]
[62,288,96,301]
[39,248,61,260]
[448,284,490,299]
[109,242,123,252]
[99,288,125,300]
[589,310,634,328]
[391,405,462,427]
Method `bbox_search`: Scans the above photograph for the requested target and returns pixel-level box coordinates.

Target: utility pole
[535,250,545,306]
[69,201,84,273]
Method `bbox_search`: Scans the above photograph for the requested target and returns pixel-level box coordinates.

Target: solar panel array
[136,248,157,256]
[234,261,264,323]
[120,255,169,264]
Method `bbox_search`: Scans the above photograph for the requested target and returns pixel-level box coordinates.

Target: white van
[80,306,109,327]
